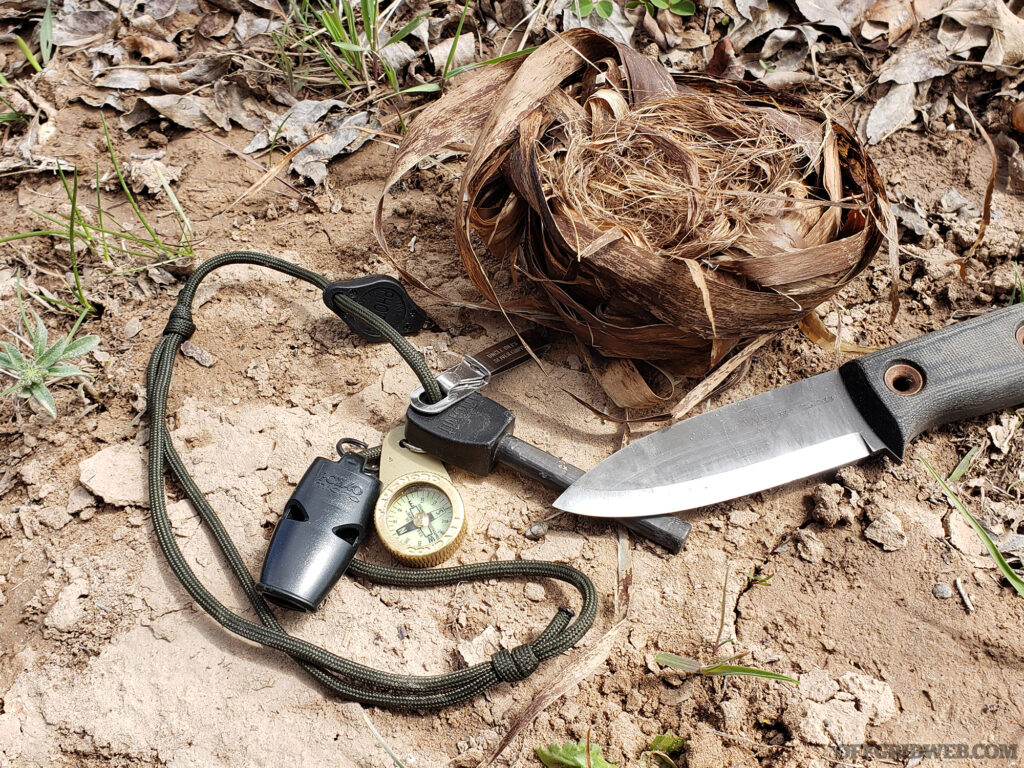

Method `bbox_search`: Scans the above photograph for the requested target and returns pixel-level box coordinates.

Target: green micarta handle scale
[840,304,1024,458]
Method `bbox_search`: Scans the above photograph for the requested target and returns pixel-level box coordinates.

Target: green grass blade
[101,113,169,255]
[924,458,1024,598]
[333,39,369,52]
[16,36,42,72]
[947,445,981,483]
[40,0,53,64]
[698,663,799,683]
[442,0,471,81]
[445,47,536,79]
[360,0,377,48]
[154,163,194,248]
[359,709,408,768]
[33,210,170,253]
[0,228,72,244]
[342,0,359,43]
[36,294,83,313]
[312,38,353,88]
[385,13,427,46]
[379,82,440,100]
[653,653,702,674]
[95,163,111,262]
[64,308,88,342]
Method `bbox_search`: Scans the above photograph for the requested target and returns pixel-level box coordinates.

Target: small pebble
[524,522,548,541]
[524,583,546,602]
[933,582,953,600]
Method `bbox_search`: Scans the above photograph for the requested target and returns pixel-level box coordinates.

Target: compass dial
[374,472,466,566]
[385,483,454,550]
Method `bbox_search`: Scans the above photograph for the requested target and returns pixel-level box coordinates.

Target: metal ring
[1016,325,1024,349]
[337,437,368,455]
[884,362,924,396]
[399,438,427,454]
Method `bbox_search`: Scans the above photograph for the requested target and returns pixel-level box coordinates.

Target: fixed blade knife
[555,304,1024,518]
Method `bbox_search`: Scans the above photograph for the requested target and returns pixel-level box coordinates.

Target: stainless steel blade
[554,371,888,517]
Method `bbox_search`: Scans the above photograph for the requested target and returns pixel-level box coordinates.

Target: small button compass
[374,427,467,567]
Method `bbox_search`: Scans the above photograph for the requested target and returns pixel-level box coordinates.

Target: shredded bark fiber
[376,29,889,408]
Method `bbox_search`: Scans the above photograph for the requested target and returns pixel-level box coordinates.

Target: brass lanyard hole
[884,363,924,395]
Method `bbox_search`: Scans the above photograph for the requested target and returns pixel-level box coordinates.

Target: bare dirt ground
[2,65,1024,768]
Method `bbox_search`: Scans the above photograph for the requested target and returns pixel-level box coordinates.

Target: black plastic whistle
[256,452,379,612]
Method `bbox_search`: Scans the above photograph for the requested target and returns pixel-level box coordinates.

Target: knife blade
[555,304,1024,517]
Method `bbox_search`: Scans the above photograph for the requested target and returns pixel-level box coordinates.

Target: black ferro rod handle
[496,436,691,553]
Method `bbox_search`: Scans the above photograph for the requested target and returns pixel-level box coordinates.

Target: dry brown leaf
[866,82,916,144]
[706,37,744,80]
[577,344,675,410]
[798,311,876,355]
[376,30,888,407]
[123,34,178,64]
[860,0,919,43]
[793,0,874,35]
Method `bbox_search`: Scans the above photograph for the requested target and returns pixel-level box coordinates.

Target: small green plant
[575,0,616,19]
[40,0,54,65]
[1010,263,1022,305]
[0,109,27,124]
[275,0,427,96]
[743,569,773,586]
[625,0,696,18]
[655,651,799,684]
[643,733,686,767]
[1,301,99,418]
[536,732,688,768]
[275,0,530,107]
[536,736,618,768]
[947,444,981,484]
[924,457,1024,598]
[15,35,42,72]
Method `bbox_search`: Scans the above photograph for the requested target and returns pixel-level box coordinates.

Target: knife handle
[839,304,1024,458]
[496,436,691,553]
[405,394,691,552]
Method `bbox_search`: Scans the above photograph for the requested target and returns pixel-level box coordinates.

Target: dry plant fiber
[375,29,889,408]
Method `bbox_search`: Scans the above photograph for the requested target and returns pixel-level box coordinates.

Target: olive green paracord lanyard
[146,251,598,709]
